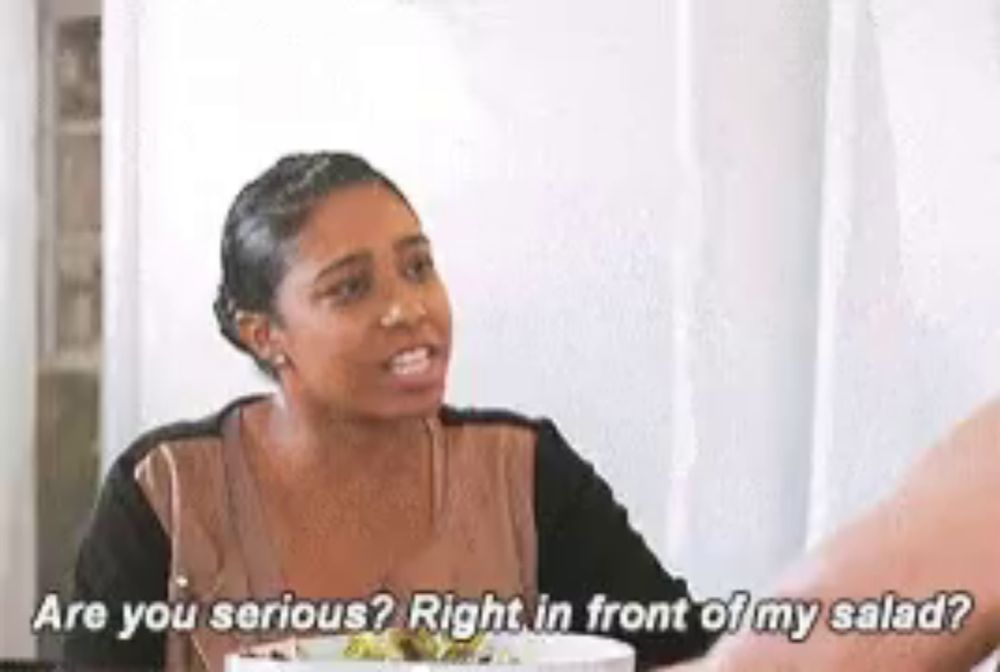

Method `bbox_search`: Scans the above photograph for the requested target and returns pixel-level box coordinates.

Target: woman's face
[269,182,452,421]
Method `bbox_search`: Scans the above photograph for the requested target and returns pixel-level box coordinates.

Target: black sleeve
[62,454,169,669]
[534,419,718,669]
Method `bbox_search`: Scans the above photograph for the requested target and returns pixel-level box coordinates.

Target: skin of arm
[659,400,1000,671]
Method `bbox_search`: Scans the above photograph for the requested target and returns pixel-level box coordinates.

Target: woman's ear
[235,310,283,364]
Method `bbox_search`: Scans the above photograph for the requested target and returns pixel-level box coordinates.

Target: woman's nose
[379,299,427,329]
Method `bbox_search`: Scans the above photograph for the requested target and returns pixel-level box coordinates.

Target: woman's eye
[327,275,370,303]
[405,254,435,282]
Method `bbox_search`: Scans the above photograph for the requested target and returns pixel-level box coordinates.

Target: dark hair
[213,151,411,375]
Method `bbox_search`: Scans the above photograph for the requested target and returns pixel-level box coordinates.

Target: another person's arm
[670,401,1000,671]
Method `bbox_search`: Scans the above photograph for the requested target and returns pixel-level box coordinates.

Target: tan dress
[133,404,538,671]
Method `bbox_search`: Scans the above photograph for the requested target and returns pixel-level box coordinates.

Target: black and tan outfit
[65,397,715,670]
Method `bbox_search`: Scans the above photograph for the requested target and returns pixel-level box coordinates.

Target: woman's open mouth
[389,346,432,376]
[383,344,447,390]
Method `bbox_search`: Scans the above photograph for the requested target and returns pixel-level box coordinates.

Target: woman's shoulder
[438,404,594,497]
[108,394,265,481]
[437,405,544,471]
[438,406,589,464]
[440,401,584,445]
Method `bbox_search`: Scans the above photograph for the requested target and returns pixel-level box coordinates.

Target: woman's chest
[263,477,435,598]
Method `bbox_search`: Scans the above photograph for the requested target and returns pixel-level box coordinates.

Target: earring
[272,353,288,368]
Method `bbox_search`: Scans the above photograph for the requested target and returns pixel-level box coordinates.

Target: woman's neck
[250,392,432,486]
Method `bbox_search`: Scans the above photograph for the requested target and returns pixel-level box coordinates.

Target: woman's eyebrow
[394,233,430,251]
[312,252,372,284]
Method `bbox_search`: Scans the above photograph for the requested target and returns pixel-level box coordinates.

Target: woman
[65,152,715,670]
[668,400,1000,671]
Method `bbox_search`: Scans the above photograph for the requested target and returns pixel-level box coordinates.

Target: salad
[343,629,518,664]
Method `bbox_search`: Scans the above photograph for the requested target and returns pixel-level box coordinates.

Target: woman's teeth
[389,347,431,376]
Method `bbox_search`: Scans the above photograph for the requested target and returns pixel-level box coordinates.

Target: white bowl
[225,633,635,672]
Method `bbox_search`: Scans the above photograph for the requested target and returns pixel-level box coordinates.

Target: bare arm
[666,401,1000,671]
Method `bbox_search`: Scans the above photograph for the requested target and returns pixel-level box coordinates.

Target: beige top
[133,405,538,672]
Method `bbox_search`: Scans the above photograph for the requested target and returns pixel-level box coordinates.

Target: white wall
[107,0,680,556]
[0,0,38,657]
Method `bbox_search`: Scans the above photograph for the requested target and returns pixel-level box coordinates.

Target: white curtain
[665,0,1000,597]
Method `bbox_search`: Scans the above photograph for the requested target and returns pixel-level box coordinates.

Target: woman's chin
[369,388,447,421]
[374,365,449,419]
